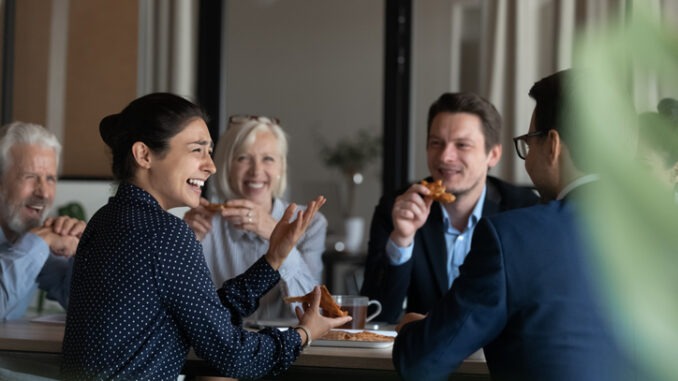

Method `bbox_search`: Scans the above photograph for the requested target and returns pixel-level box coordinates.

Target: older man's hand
[32,216,86,257]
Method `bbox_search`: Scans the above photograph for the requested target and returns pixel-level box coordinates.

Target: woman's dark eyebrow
[190,140,212,147]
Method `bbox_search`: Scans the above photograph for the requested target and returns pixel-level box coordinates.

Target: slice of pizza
[204,202,226,212]
[284,285,348,318]
[420,179,456,203]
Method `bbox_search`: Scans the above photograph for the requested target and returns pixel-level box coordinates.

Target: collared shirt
[62,183,302,381]
[386,185,487,288]
[0,231,49,320]
[201,198,327,321]
[556,174,601,200]
[0,228,71,320]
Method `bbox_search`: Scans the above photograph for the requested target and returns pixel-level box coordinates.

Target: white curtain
[630,0,678,112]
[476,0,629,184]
[137,0,198,100]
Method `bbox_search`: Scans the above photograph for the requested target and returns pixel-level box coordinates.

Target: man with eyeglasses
[361,92,538,323]
[393,69,629,381]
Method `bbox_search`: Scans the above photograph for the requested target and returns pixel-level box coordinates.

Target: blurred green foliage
[58,202,87,221]
[319,129,381,176]
[572,5,678,380]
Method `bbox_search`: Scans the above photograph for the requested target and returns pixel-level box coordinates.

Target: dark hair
[528,69,589,169]
[427,92,502,152]
[528,70,570,136]
[99,92,208,182]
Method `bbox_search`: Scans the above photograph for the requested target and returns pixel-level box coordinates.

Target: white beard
[0,191,48,237]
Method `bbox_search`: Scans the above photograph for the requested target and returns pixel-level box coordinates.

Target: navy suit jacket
[361,176,538,323]
[393,191,629,381]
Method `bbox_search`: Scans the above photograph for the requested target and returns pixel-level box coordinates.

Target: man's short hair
[427,92,502,152]
[0,122,62,179]
[529,69,597,172]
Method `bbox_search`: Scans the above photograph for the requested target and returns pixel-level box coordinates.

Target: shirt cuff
[386,238,413,266]
[16,233,50,259]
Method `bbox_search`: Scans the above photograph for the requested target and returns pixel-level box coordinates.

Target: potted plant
[319,128,381,252]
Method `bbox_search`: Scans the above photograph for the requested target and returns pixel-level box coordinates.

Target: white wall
[53,180,188,221]
[224,1,384,251]
[53,180,114,221]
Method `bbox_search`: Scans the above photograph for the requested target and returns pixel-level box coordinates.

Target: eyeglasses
[228,115,280,128]
[512,130,546,160]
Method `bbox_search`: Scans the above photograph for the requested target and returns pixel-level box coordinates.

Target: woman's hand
[183,198,216,241]
[222,199,277,240]
[294,286,353,344]
[264,195,325,270]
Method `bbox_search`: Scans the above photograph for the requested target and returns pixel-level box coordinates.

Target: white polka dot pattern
[61,183,302,380]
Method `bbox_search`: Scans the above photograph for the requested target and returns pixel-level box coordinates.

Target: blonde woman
[184,115,327,321]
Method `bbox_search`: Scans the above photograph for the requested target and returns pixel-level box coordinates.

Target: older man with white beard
[0,121,85,320]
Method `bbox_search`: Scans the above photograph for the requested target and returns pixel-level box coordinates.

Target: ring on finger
[248,217,253,223]
[247,210,252,218]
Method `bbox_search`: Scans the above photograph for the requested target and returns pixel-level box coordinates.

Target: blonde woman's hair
[212,116,288,200]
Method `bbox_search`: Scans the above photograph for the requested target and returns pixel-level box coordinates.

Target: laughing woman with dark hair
[61,93,350,380]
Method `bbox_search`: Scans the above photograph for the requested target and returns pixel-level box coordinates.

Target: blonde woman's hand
[183,198,216,241]
[222,199,277,240]
[264,196,326,270]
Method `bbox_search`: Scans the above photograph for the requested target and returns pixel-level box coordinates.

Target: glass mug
[323,295,382,329]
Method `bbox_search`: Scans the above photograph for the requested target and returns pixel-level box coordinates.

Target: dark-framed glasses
[228,115,280,128]
[512,130,546,160]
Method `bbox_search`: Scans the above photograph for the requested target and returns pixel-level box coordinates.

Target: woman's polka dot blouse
[62,183,302,380]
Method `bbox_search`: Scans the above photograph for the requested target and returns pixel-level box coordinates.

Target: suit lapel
[420,204,449,294]
[482,177,501,217]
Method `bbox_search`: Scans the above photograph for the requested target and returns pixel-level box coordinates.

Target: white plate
[313,329,396,348]
[243,319,298,330]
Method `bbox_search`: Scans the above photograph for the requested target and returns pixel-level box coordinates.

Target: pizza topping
[320,330,394,342]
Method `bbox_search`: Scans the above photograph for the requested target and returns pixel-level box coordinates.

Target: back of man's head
[427,92,502,152]
[528,69,592,172]
[0,122,62,179]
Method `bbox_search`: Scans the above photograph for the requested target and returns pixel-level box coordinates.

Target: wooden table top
[0,318,488,375]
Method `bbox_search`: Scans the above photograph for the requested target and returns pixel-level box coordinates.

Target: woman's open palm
[265,195,326,269]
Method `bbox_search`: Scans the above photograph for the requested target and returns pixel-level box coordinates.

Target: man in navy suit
[393,70,629,381]
[361,92,538,323]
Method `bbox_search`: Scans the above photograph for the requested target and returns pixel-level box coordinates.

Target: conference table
[0,317,489,380]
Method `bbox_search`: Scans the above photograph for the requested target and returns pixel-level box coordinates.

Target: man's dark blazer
[393,189,629,381]
[360,175,538,323]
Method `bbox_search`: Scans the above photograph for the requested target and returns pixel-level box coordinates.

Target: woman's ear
[132,141,152,169]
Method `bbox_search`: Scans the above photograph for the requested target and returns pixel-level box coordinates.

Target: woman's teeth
[247,182,264,189]
[187,179,205,188]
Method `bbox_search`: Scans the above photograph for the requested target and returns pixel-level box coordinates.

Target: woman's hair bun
[657,98,678,124]
[99,113,123,147]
